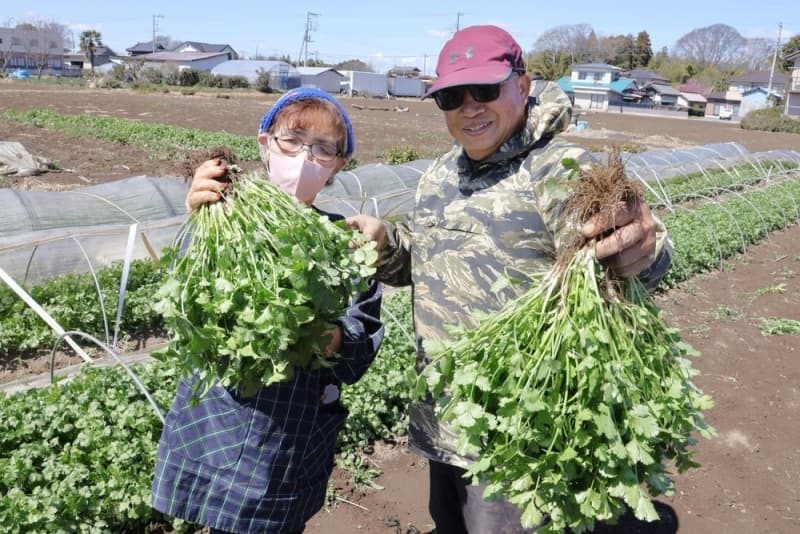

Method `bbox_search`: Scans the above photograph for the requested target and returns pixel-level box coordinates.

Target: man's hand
[185,158,230,213]
[345,214,388,251]
[581,199,657,278]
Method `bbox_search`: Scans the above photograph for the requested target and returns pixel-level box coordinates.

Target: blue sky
[8,1,798,74]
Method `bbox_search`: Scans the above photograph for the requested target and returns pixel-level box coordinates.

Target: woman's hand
[185,158,231,213]
[581,199,657,278]
[322,326,343,358]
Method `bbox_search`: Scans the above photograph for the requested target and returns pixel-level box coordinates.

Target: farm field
[1,80,800,533]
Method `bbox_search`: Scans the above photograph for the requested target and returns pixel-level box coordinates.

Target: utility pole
[152,14,164,53]
[456,12,463,32]
[767,22,783,98]
[297,11,319,67]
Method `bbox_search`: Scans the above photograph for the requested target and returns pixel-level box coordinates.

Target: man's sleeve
[373,218,413,287]
[329,280,385,385]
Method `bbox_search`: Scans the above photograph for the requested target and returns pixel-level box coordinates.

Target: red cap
[427,25,525,96]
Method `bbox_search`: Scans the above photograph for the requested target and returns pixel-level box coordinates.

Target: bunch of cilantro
[154,172,377,397]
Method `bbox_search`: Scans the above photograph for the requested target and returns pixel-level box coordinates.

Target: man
[348,25,671,533]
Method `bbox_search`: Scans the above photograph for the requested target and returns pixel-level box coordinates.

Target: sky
[7,1,798,75]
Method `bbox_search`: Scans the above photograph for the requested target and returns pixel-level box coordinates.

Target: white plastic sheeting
[3,143,800,284]
[0,161,431,282]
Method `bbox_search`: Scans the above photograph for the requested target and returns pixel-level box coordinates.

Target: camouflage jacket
[376,83,672,467]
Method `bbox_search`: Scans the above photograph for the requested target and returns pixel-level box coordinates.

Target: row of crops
[1,157,799,531]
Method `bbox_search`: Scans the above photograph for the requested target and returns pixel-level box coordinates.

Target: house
[705,91,741,119]
[728,70,788,95]
[0,24,66,75]
[556,63,631,110]
[170,41,238,60]
[644,83,682,108]
[64,45,118,71]
[211,59,300,90]
[135,51,232,73]
[624,69,670,86]
[126,41,168,56]
[677,92,707,115]
[784,50,800,118]
[387,65,421,78]
[740,87,783,116]
[296,66,345,93]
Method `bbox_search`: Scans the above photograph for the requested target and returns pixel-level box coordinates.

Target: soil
[2,80,800,533]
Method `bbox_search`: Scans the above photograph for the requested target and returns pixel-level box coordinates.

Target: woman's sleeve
[329,280,385,384]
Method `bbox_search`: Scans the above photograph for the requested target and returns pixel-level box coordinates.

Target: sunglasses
[432,73,520,111]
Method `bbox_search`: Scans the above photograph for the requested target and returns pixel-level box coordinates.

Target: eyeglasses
[269,134,341,162]
[432,73,521,111]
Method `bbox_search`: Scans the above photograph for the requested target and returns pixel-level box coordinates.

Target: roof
[573,63,623,71]
[680,92,707,103]
[626,69,669,82]
[126,41,167,53]
[729,70,788,84]
[706,91,742,103]
[786,50,800,62]
[173,41,232,53]
[137,51,230,62]
[742,87,783,99]
[296,67,344,76]
[647,83,682,96]
[610,79,635,93]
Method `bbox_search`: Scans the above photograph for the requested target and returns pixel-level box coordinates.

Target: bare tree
[739,38,773,71]
[0,19,18,72]
[673,24,745,69]
[533,24,596,66]
[28,19,68,77]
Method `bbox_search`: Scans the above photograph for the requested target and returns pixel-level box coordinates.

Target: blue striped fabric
[151,278,384,533]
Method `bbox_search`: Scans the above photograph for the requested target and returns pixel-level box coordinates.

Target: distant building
[211,60,300,90]
[556,63,632,110]
[135,51,233,73]
[387,65,421,78]
[126,41,168,56]
[297,66,345,93]
[0,24,66,75]
[170,41,238,59]
[785,50,800,118]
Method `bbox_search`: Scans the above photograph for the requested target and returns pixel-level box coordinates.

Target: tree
[740,37,773,70]
[634,31,653,68]
[533,24,596,67]
[79,29,102,73]
[673,24,745,69]
[600,34,634,68]
[29,19,68,77]
[781,34,800,72]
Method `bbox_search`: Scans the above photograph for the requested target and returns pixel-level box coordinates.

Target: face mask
[267,151,334,204]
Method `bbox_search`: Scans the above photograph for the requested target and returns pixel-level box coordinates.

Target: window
[12,37,21,46]
[578,71,587,80]
[49,40,57,49]
[30,39,39,47]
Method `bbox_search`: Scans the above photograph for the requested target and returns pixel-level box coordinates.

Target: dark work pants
[428,459,539,534]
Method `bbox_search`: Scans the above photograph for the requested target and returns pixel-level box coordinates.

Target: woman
[151,87,384,534]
